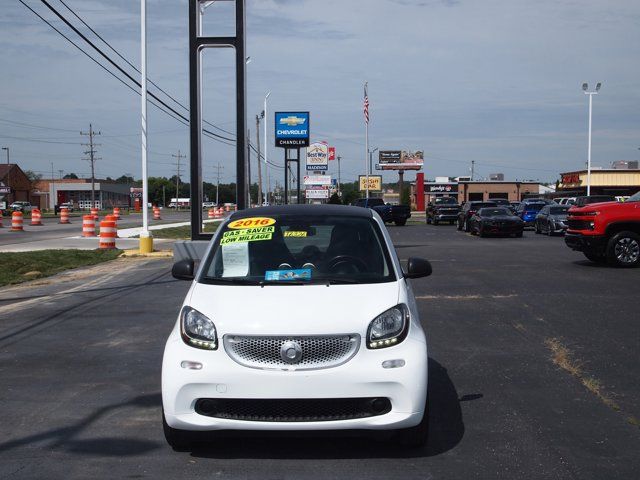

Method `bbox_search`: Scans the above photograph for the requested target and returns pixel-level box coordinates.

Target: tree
[328,192,341,204]
[400,185,411,206]
[24,170,42,182]
[63,173,79,179]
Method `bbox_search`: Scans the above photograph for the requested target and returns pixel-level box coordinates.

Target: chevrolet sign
[275,111,310,148]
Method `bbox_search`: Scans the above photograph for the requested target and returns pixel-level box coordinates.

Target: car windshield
[627,191,640,202]
[480,208,511,217]
[523,203,545,212]
[435,197,457,204]
[200,214,396,285]
[550,207,569,215]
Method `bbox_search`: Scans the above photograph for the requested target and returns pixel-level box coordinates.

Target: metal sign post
[283,148,301,204]
[188,0,247,240]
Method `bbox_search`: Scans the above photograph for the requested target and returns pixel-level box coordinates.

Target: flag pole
[365,81,369,200]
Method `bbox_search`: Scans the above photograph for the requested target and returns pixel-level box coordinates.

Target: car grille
[567,219,594,230]
[223,334,360,371]
[194,397,391,422]
[438,208,458,214]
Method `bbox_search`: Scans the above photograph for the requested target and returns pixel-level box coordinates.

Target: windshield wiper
[202,277,261,285]
[259,280,308,287]
[323,278,360,285]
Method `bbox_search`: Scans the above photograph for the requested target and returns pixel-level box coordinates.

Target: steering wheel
[326,255,368,274]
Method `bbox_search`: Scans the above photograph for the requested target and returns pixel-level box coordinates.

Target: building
[0,164,36,208]
[34,178,131,210]
[557,169,640,197]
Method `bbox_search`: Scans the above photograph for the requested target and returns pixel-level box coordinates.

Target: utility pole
[470,160,475,181]
[50,162,55,210]
[337,155,342,199]
[213,163,224,206]
[247,129,252,207]
[81,124,101,209]
[172,150,186,209]
[256,115,263,206]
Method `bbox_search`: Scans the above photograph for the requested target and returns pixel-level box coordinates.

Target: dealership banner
[275,112,310,148]
[303,175,332,186]
[306,142,329,171]
[359,175,382,192]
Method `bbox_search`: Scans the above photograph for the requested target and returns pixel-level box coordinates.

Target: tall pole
[587,93,593,196]
[256,116,263,206]
[264,92,271,204]
[247,128,252,207]
[172,150,185,209]
[140,0,152,251]
[471,160,475,181]
[81,124,101,209]
[215,162,221,206]
[365,82,369,199]
[51,161,55,209]
[337,155,342,199]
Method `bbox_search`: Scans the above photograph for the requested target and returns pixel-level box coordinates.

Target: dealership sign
[359,175,382,192]
[424,183,458,193]
[305,186,329,199]
[275,112,310,148]
[303,175,332,186]
[306,142,328,171]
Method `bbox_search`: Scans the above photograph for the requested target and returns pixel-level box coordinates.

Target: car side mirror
[404,257,432,279]
[172,259,195,280]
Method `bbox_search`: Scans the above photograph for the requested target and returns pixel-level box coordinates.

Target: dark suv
[457,201,497,232]
[426,197,460,225]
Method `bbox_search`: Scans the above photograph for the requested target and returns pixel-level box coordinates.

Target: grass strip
[0,249,121,287]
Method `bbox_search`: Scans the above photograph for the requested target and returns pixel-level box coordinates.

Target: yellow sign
[228,217,276,229]
[220,226,274,245]
[284,230,308,238]
[359,175,382,192]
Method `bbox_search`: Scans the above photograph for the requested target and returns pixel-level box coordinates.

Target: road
[0,224,638,479]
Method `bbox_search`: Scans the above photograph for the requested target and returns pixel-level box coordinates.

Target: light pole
[582,82,602,196]
[139,0,152,253]
[264,91,271,204]
[1,147,8,164]
[368,147,378,184]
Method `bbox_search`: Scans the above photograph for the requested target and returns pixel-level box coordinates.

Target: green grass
[0,249,122,287]
[141,223,219,239]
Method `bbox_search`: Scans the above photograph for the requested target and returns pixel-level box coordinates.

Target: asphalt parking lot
[0,223,638,479]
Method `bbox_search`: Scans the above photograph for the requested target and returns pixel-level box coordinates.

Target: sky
[1,0,639,187]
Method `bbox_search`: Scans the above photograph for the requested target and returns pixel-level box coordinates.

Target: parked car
[354,198,411,226]
[469,207,524,237]
[457,201,497,232]
[558,197,576,206]
[573,195,616,207]
[491,198,517,213]
[515,200,549,228]
[9,201,32,212]
[59,202,74,212]
[426,197,460,225]
[202,202,215,209]
[565,190,640,267]
[162,204,433,450]
[535,205,570,235]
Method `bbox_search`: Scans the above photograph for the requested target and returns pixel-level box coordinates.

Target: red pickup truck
[564,191,640,267]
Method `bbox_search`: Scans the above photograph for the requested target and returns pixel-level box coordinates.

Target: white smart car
[162,204,432,450]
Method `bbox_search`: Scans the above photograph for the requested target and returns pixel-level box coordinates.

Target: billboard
[305,187,329,199]
[303,175,332,186]
[359,175,382,192]
[424,183,458,194]
[378,150,424,171]
[275,112,310,148]
[306,142,328,171]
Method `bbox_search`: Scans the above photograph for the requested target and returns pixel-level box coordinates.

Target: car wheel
[463,219,470,232]
[426,216,431,224]
[433,219,439,226]
[534,222,541,234]
[394,219,407,226]
[515,231,523,238]
[479,226,487,237]
[606,231,640,268]
[584,252,607,263]
[162,411,195,451]
[393,397,429,448]
[547,222,553,236]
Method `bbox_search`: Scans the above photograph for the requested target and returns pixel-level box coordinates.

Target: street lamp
[582,82,602,196]
[264,91,271,204]
[368,147,378,184]
[1,147,8,165]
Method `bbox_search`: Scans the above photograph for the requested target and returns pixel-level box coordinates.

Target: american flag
[364,83,369,124]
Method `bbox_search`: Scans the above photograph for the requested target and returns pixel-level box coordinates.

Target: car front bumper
[564,232,607,254]
[434,213,458,221]
[162,335,428,432]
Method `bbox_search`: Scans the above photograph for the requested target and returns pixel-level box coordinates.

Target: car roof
[228,204,373,220]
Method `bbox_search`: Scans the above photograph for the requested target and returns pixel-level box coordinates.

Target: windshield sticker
[228,217,276,229]
[221,241,249,277]
[265,269,312,281]
[220,226,274,245]
[284,230,308,238]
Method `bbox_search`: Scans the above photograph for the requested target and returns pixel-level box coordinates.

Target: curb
[120,249,174,258]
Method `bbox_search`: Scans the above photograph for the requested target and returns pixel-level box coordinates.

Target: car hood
[186,281,401,336]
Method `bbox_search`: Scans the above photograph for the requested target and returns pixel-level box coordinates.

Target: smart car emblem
[280,340,302,364]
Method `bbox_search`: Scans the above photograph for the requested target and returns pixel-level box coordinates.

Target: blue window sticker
[265,269,312,281]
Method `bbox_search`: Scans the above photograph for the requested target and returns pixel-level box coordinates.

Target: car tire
[605,231,640,268]
[162,411,195,451]
[395,219,407,226]
[479,226,487,238]
[547,222,553,236]
[515,231,523,238]
[534,222,541,234]
[393,397,430,448]
[426,216,431,224]
[433,219,439,226]
[584,252,607,263]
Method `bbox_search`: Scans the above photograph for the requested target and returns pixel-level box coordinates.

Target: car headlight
[180,306,218,350]
[367,304,409,349]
